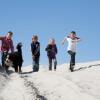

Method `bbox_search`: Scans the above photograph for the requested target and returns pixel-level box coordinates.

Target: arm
[10,40,14,52]
[75,37,81,42]
[31,43,34,55]
[45,45,50,52]
[34,43,40,56]
[31,43,35,59]
[62,37,67,45]
[55,45,58,54]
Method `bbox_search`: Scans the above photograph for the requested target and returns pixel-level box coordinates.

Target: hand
[62,42,64,45]
[32,55,35,60]
[62,38,66,45]
[22,59,24,62]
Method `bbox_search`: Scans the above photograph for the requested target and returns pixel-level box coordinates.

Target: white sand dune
[0,61,100,100]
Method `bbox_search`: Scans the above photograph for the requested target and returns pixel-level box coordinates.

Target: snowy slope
[0,61,100,100]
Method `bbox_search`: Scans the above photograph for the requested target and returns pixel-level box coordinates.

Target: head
[6,31,13,39]
[16,42,22,50]
[5,54,13,67]
[32,35,38,43]
[49,38,56,45]
[69,31,76,39]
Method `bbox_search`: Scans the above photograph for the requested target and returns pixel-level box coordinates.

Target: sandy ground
[0,61,100,100]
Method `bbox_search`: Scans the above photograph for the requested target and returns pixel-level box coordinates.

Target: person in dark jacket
[31,35,40,72]
[45,39,57,71]
[0,31,14,68]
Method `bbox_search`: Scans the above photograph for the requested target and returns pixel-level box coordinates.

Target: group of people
[31,35,58,72]
[0,31,80,73]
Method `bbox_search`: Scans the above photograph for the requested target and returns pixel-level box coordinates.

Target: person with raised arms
[62,31,81,72]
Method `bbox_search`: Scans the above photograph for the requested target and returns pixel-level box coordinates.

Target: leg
[54,58,57,71]
[14,66,18,72]
[33,57,39,72]
[71,53,75,66]
[1,52,8,69]
[1,52,5,67]
[70,53,76,72]
[19,67,22,73]
[19,63,22,73]
[33,59,36,72]
[35,57,39,72]
[5,65,9,72]
[49,58,52,71]
[68,51,76,72]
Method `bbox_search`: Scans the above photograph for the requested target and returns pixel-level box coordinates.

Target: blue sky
[0,0,100,66]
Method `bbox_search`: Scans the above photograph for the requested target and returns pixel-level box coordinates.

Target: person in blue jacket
[31,35,40,72]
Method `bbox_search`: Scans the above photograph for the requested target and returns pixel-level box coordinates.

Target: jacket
[0,36,14,52]
[31,41,40,58]
[45,44,57,59]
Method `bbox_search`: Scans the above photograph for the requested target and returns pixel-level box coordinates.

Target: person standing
[62,31,81,72]
[45,39,58,71]
[31,35,40,72]
[0,31,14,68]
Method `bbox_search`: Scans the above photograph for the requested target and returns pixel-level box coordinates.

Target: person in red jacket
[0,31,14,67]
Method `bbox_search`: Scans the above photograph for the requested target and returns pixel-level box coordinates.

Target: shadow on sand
[74,64,100,72]
[37,95,47,100]
[21,71,33,74]
[7,70,15,75]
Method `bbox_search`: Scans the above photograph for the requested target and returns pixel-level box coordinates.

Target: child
[45,39,57,71]
[0,31,14,67]
[62,31,81,72]
[31,35,40,72]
